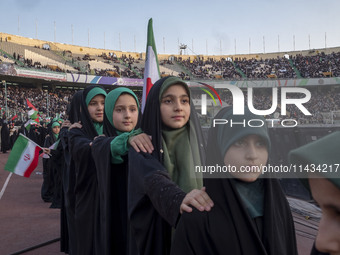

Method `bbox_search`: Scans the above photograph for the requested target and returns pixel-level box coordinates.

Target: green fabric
[162,125,203,193]
[234,178,264,218]
[105,87,139,128]
[110,128,142,164]
[158,76,190,101]
[93,122,103,135]
[51,122,60,128]
[217,107,271,158]
[53,133,59,140]
[289,131,340,190]
[85,87,107,106]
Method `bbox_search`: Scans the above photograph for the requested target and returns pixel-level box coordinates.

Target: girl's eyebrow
[115,104,137,108]
[161,94,189,98]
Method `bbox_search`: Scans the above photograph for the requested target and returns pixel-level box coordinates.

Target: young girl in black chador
[128,76,213,255]
[91,87,152,255]
[68,85,107,255]
[59,90,82,255]
[171,106,298,255]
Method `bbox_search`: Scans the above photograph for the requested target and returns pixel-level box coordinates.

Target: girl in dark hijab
[41,121,60,204]
[289,131,340,255]
[128,76,213,255]
[91,87,153,255]
[1,120,10,153]
[68,85,107,255]
[171,106,298,255]
[59,90,82,255]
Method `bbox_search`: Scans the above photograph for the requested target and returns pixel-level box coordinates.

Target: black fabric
[171,178,297,255]
[1,121,10,153]
[68,91,83,123]
[41,131,58,202]
[91,136,132,255]
[49,137,62,209]
[128,76,206,255]
[68,85,106,255]
[170,106,298,255]
[128,149,173,255]
[69,127,99,255]
[89,89,141,255]
[60,90,82,255]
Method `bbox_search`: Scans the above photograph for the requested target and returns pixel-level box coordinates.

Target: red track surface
[0,152,62,255]
[0,152,317,255]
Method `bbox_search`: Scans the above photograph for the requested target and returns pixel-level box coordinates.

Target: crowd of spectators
[0,84,337,125]
[181,51,340,80]
[0,86,75,123]
[2,39,340,81]
[0,85,143,125]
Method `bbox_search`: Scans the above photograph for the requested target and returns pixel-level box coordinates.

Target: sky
[1,0,340,56]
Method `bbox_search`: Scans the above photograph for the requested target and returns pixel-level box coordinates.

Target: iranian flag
[142,18,160,112]
[5,134,42,177]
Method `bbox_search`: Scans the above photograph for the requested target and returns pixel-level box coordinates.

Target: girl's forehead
[162,84,189,96]
[90,94,105,102]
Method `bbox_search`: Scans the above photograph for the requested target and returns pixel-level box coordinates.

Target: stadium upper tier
[1,32,340,81]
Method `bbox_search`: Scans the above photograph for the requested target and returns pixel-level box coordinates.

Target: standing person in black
[91,87,153,255]
[1,119,10,153]
[68,85,107,255]
[41,121,60,204]
[171,106,298,255]
[59,90,82,255]
[128,76,213,255]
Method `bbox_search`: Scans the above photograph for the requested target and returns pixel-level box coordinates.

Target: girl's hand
[180,187,214,214]
[69,121,82,130]
[129,133,154,153]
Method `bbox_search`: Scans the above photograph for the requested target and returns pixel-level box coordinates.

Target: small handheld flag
[5,134,42,177]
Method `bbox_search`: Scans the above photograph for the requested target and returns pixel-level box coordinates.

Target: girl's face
[88,94,105,123]
[160,84,190,129]
[52,125,60,135]
[309,177,340,255]
[112,94,138,132]
[223,134,268,182]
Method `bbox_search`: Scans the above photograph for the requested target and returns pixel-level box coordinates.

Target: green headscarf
[159,77,202,192]
[158,76,190,102]
[85,87,107,106]
[216,106,271,158]
[51,122,60,128]
[104,87,139,129]
[214,106,271,218]
[85,87,107,134]
[289,131,340,190]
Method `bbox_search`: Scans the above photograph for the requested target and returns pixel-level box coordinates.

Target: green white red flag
[5,134,42,177]
[142,18,160,112]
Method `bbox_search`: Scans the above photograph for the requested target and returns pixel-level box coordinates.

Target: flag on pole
[11,114,18,121]
[142,18,160,112]
[5,134,42,177]
[26,98,37,111]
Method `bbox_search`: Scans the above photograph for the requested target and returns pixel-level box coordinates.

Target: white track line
[0,172,13,200]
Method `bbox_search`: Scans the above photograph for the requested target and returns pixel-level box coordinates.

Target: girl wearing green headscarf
[289,131,340,255]
[91,87,153,255]
[68,85,107,255]
[128,76,213,255]
[41,121,61,207]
